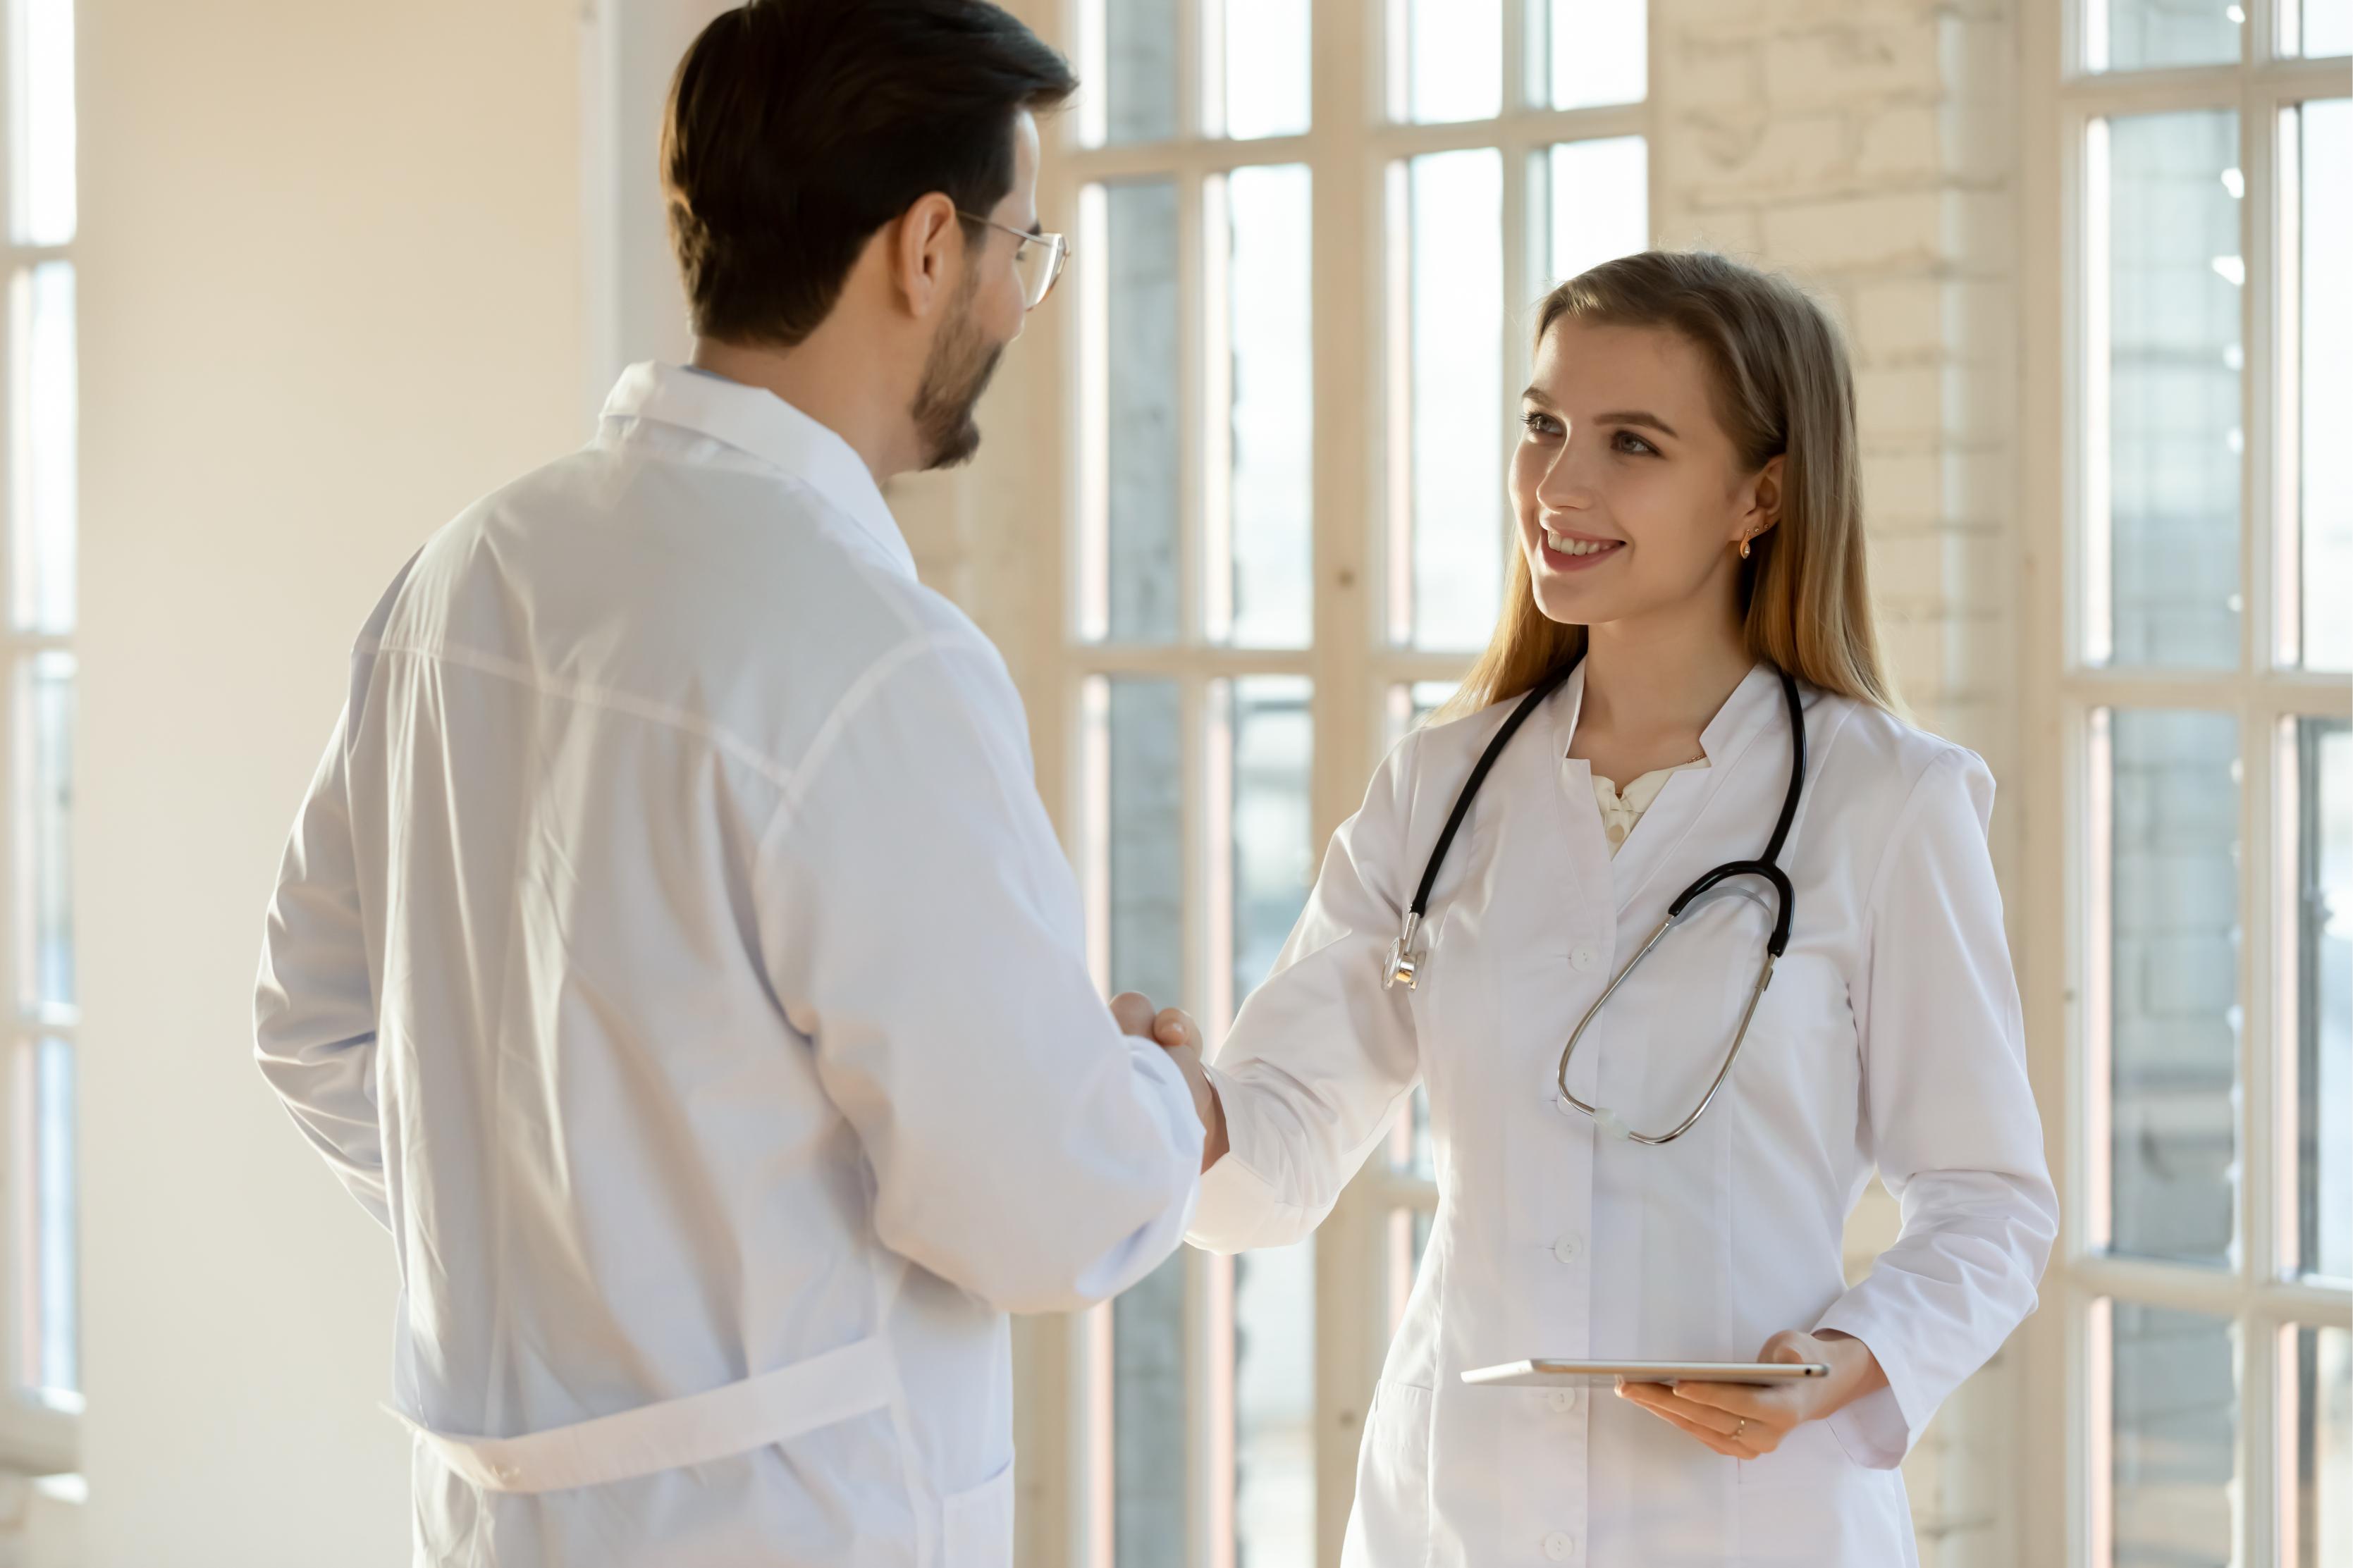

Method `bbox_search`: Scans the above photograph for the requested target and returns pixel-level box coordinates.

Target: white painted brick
[1676,109,1852,202]
[1862,447,1945,521]
[1762,23,1943,107]
[1941,186,2017,273]
[1945,278,2016,361]
[1659,0,1955,44]
[1858,102,1941,181]
[1855,276,1948,359]
[1858,362,1947,443]
[1759,189,1944,271]
[1653,199,1766,257]
[1868,525,1950,612]
[1659,35,1762,107]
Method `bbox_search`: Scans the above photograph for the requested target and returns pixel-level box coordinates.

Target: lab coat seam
[365,638,799,791]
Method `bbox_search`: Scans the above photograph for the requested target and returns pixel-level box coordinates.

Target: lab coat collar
[1549,655,1781,769]
[601,362,921,582]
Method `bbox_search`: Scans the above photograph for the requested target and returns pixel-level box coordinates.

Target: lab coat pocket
[1346,1378,1433,1564]
[941,1458,1015,1568]
[1735,1419,1912,1566]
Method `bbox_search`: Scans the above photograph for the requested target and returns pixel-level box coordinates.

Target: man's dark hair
[662,0,1076,347]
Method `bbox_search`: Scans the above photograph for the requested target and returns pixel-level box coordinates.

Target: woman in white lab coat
[1150,251,2058,1566]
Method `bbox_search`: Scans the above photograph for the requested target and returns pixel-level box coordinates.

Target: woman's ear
[1739,454,1788,544]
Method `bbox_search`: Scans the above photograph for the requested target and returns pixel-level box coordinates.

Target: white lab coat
[256,364,1203,1568]
[1187,662,2058,1567]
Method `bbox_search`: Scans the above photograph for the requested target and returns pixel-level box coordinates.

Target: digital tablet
[1461,1359,1832,1388]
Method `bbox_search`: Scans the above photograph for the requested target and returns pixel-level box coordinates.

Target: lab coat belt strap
[383,1334,897,1495]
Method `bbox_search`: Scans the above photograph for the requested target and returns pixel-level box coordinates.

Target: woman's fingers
[1616,1385,1757,1457]
[1619,1382,1784,1452]
[1153,1006,1201,1052]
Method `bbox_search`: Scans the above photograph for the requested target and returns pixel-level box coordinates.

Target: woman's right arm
[1178,732,1427,1255]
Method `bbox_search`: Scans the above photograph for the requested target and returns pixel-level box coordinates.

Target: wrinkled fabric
[1188,662,2056,1567]
[257,363,1202,1567]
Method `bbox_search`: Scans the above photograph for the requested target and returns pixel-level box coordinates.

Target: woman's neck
[1575,610,1756,758]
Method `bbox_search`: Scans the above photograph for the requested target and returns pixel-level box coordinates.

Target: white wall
[74,1,586,1561]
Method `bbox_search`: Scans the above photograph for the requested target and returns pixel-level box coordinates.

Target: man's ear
[888,193,963,320]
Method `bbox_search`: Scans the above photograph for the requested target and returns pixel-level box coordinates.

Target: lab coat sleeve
[254,706,391,1231]
[1814,748,2058,1468]
[756,634,1203,1316]
[1185,735,1423,1255]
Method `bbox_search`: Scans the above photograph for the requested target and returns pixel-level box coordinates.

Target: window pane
[2293,718,2351,1280]
[1542,0,1645,109]
[1093,182,1182,643]
[1226,676,1312,1005]
[1216,168,1312,649]
[2108,1302,2238,1568]
[14,653,72,1016]
[2091,113,2242,669]
[1233,1240,1313,1567]
[1394,150,1504,650]
[2299,0,2352,54]
[1100,0,1179,145]
[2287,1326,2352,1568]
[1545,137,1649,287]
[2103,708,2239,1268]
[2294,100,2352,670]
[11,0,76,245]
[11,261,75,636]
[1095,675,1184,1567]
[1399,0,1499,123]
[2094,0,2242,70]
[11,1037,75,1400]
[1222,0,1309,139]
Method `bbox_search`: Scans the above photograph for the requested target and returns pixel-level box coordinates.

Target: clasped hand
[1110,992,1227,1171]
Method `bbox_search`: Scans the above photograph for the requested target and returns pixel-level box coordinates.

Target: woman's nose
[1536,447,1597,512]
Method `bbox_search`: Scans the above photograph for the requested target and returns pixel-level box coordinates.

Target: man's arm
[756,633,1203,1314]
[254,707,389,1230]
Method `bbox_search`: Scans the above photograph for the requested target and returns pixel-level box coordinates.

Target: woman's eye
[1611,430,1657,456]
[1521,411,1561,438]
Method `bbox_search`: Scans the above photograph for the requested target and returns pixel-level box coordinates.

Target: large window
[2052,2,2348,1563]
[1045,1,1649,1562]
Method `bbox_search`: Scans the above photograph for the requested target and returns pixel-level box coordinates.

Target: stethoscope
[1382,651,1808,1145]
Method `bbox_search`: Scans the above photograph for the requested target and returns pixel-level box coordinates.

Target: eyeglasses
[956,212,1070,309]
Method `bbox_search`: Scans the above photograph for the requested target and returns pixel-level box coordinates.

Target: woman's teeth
[1544,529,1616,557]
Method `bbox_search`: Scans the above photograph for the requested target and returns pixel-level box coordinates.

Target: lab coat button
[1552,1232,1583,1264]
[1570,947,1599,973]
[1548,1386,1581,1413]
[1543,1531,1576,1561]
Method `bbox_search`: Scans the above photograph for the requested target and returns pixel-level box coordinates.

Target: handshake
[1111,992,1230,1173]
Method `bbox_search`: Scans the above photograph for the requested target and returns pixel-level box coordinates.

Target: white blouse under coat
[1187,662,2058,1568]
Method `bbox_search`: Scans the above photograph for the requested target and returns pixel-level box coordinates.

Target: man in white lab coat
[254,4,1209,1564]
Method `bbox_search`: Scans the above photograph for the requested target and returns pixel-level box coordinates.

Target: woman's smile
[1538,524,1626,572]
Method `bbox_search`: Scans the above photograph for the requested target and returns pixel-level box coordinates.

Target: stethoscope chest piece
[1384,912,1424,991]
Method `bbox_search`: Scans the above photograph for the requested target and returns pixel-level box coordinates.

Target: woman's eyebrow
[1597,409,1680,438]
[1518,385,1556,408]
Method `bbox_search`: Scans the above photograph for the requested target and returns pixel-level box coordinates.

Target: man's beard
[910,282,1006,472]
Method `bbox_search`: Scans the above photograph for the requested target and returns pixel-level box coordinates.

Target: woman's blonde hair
[1443,249,1898,719]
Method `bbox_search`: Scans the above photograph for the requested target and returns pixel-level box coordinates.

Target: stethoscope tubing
[1384,650,1810,1144]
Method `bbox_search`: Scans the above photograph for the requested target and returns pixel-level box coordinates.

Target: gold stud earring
[1739,536,1752,560]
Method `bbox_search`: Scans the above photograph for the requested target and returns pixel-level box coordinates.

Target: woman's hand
[1110,994,1229,1172]
[1614,1329,1885,1459]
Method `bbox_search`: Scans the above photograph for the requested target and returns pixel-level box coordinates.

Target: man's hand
[1110,993,1228,1173]
[1614,1329,1886,1459]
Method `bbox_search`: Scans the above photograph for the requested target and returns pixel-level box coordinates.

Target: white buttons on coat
[1547,1386,1582,1413]
[1570,947,1599,973]
[1552,1232,1583,1264]
[1543,1531,1576,1561]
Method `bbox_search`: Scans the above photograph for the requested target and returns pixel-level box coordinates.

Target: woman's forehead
[1531,318,1708,405]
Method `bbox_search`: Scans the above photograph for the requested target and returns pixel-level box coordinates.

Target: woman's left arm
[1625,748,2060,1464]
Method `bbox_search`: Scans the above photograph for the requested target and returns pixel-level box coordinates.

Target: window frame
[0,0,80,1477]
[1013,0,1656,1563]
[2021,1,2352,1562]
